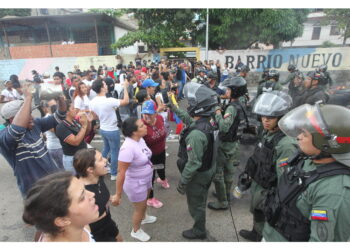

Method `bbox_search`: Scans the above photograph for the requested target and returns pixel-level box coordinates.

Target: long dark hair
[73,148,97,178]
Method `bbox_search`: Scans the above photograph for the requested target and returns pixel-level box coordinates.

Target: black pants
[149,150,166,199]
[90,212,119,242]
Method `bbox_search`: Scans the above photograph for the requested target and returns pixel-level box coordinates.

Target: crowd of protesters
[1,54,350,243]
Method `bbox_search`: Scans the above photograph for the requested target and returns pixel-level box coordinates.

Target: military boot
[182,229,207,240]
[207,201,228,210]
[239,229,262,242]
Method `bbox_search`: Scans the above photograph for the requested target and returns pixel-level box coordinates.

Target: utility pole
[205,8,209,61]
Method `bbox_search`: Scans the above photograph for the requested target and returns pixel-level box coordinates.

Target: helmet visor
[253,91,292,117]
[278,104,329,138]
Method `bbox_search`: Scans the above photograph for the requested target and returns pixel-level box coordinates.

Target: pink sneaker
[147,198,163,208]
[156,178,170,189]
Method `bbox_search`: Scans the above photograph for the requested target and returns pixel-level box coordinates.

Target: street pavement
[0,95,256,242]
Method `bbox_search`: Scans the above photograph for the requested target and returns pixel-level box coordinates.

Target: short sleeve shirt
[74,95,90,111]
[118,137,153,179]
[55,120,87,156]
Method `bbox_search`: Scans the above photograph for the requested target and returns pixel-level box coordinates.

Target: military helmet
[253,91,292,117]
[288,64,296,72]
[266,69,280,81]
[219,77,247,98]
[239,65,250,73]
[184,81,218,117]
[318,64,328,72]
[294,70,304,80]
[278,103,350,166]
[198,67,206,73]
[207,71,217,79]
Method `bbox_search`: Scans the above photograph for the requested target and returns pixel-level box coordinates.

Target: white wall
[114,26,140,55]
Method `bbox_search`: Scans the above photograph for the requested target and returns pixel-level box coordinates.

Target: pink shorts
[123,174,152,202]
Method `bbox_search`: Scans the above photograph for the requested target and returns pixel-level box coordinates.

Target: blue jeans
[177,80,185,99]
[63,155,76,175]
[100,129,120,176]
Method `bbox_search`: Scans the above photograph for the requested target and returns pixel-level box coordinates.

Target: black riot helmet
[184,81,218,117]
[237,65,250,73]
[294,70,304,80]
[207,71,217,80]
[267,69,280,81]
[318,64,328,73]
[287,64,296,72]
[218,76,247,99]
[253,91,292,118]
[262,68,270,79]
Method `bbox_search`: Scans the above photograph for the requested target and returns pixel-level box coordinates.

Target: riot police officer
[258,68,270,85]
[207,77,248,210]
[316,64,333,89]
[167,82,218,239]
[193,68,207,84]
[289,70,306,108]
[204,71,225,96]
[299,71,329,105]
[256,69,283,98]
[280,64,297,86]
[239,91,297,241]
[263,103,350,241]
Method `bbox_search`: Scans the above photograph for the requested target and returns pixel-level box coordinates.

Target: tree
[111,9,199,50]
[0,9,31,18]
[88,8,124,18]
[323,9,350,46]
[102,9,309,51]
[193,9,310,49]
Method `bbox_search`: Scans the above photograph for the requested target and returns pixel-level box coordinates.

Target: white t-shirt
[1,89,21,102]
[114,84,123,97]
[89,96,120,131]
[83,80,97,100]
[155,92,168,122]
[44,114,62,150]
[74,95,90,111]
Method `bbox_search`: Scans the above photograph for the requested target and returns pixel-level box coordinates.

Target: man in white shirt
[82,71,96,100]
[0,80,22,103]
[89,78,130,180]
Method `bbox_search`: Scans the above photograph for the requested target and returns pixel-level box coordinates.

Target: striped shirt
[0,111,65,196]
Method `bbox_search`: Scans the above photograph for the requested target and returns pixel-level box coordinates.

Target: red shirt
[142,114,166,155]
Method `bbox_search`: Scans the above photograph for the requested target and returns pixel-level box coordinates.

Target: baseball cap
[141,100,156,115]
[1,100,24,120]
[142,79,159,88]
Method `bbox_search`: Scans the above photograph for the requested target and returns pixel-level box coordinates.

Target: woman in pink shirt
[111,117,156,242]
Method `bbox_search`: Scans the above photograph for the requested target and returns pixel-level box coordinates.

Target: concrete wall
[201,47,350,86]
[8,43,98,59]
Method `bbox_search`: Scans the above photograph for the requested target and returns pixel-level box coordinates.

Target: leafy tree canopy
[323,9,350,45]
[106,8,310,50]
[0,9,31,18]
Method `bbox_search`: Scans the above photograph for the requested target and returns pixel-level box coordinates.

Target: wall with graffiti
[202,47,350,85]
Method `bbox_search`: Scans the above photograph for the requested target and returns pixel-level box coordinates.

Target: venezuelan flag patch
[278,158,289,167]
[311,210,328,221]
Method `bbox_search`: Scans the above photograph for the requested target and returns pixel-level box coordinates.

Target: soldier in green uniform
[263,103,350,242]
[192,68,208,84]
[239,91,297,241]
[280,64,297,86]
[167,82,218,240]
[258,68,270,85]
[256,69,283,98]
[317,64,333,89]
[207,77,248,210]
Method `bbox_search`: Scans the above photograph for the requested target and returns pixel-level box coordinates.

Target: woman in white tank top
[23,172,99,242]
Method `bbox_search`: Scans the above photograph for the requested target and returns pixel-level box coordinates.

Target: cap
[1,100,24,120]
[141,100,156,114]
[142,79,159,88]
[43,72,50,77]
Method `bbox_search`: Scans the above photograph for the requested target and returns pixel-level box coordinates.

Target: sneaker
[146,198,163,208]
[131,228,151,242]
[110,175,116,181]
[157,178,170,189]
[141,214,157,225]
